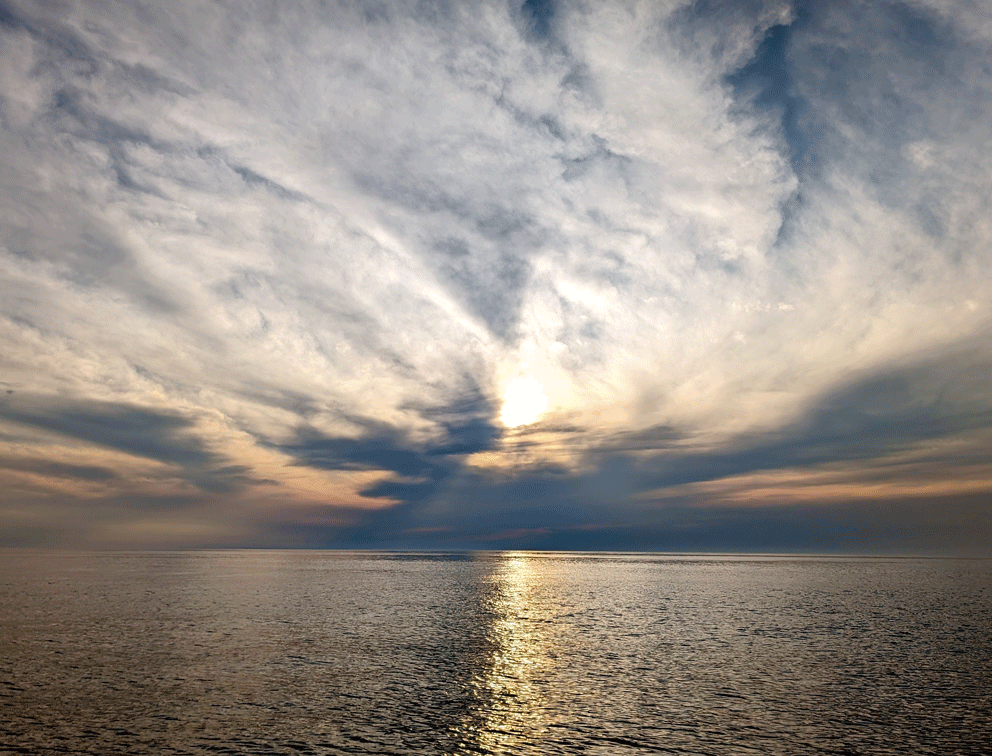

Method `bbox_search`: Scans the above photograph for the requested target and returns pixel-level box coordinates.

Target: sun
[500,377,548,428]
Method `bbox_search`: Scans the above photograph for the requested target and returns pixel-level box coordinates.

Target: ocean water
[1,551,990,755]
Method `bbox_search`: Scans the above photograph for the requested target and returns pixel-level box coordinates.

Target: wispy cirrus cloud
[1,0,989,551]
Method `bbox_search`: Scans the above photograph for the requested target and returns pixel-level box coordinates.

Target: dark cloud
[420,393,502,457]
[444,491,992,556]
[327,469,992,555]
[228,163,311,202]
[321,341,992,551]
[280,391,503,506]
[559,134,632,182]
[0,1,20,29]
[0,457,118,481]
[631,344,992,491]
[354,169,539,340]
[0,396,270,494]
[289,426,450,481]
[0,0,98,69]
[49,85,161,151]
[114,60,195,97]
[724,11,813,174]
[787,0,976,207]
[436,247,531,341]
[520,0,555,42]
[595,424,685,454]
[327,455,631,549]
[0,395,216,467]
[186,465,277,495]
[42,84,176,201]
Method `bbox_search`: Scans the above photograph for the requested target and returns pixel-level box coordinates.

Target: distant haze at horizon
[1,0,990,554]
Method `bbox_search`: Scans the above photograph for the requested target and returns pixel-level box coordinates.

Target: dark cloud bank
[275,338,992,554]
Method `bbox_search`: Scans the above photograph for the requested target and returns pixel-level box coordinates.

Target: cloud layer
[1,0,990,552]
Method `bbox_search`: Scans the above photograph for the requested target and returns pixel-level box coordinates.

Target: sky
[1,0,990,553]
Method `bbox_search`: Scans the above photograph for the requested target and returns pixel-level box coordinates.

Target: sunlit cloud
[501,378,549,428]
[1,0,989,552]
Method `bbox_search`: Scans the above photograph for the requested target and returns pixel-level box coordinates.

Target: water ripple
[1,551,990,755]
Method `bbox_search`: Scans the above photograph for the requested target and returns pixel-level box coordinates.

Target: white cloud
[1,0,990,545]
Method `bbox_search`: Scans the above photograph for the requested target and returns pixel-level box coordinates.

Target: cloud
[635,333,992,487]
[0,394,280,504]
[329,333,992,549]
[278,389,502,509]
[0,457,118,482]
[0,395,217,467]
[0,0,989,551]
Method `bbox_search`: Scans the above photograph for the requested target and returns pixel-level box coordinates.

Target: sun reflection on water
[461,553,561,754]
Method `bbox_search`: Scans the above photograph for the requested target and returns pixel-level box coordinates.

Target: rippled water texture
[1,551,990,755]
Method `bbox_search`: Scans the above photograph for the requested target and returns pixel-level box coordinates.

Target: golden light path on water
[469,554,559,753]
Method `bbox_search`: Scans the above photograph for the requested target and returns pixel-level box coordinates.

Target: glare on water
[1,550,990,755]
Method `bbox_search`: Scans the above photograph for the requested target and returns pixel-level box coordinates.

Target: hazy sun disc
[500,377,548,427]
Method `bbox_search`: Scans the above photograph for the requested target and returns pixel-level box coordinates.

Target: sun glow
[500,377,548,427]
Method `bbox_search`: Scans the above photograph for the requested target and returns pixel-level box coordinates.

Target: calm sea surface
[1,551,990,755]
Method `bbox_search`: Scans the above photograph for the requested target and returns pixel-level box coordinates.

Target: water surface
[1,551,989,754]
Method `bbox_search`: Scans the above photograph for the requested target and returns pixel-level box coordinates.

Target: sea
[1,550,990,755]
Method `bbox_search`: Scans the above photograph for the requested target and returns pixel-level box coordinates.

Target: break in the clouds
[1,0,989,553]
